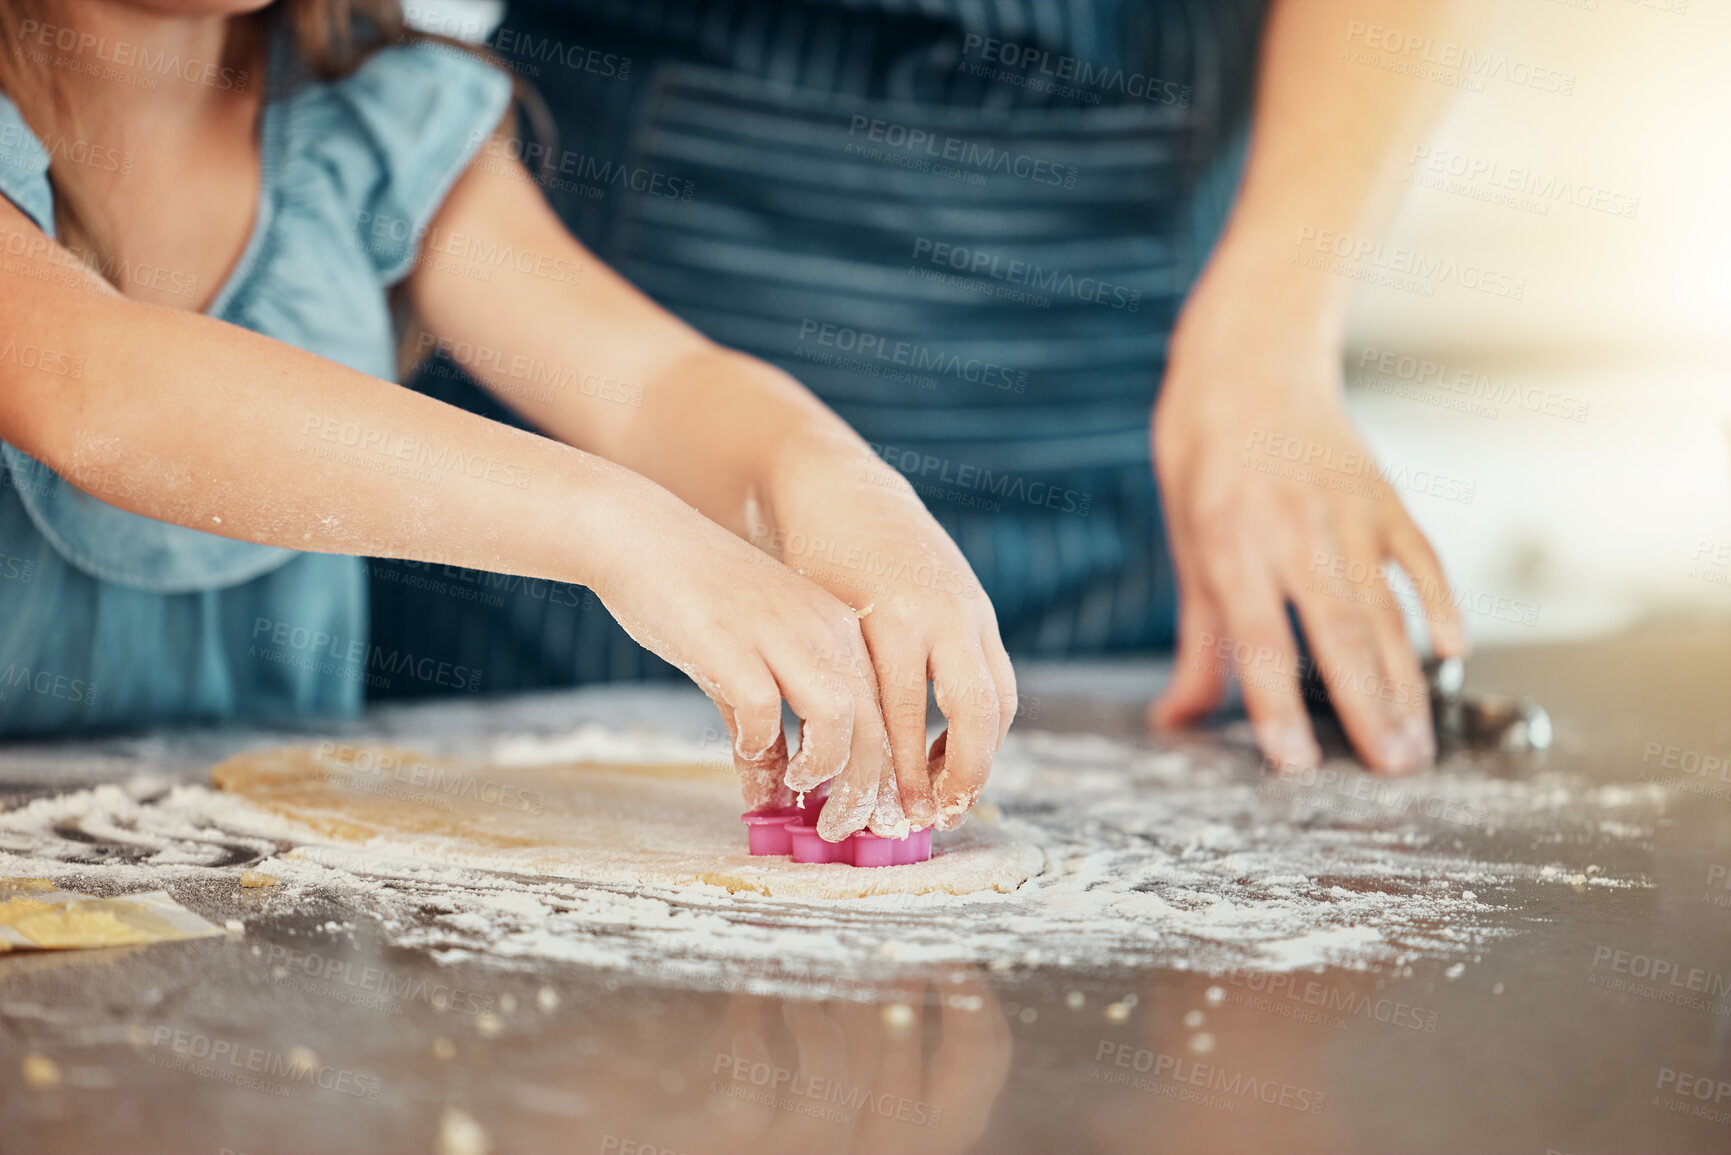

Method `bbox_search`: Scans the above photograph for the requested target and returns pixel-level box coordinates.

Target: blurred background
[409,0,1731,649]
[1342,0,1731,644]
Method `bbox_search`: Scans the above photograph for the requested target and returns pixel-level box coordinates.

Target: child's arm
[402,148,1017,833]
[0,196,894,839]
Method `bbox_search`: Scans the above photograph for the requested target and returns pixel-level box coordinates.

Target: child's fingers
[865,752,909,838]
[819,687,894,842]
[711,665,792,810]
[774,649,857,795]
[982,630,1018,743]
[869,635,938,828]
[734,725,790,811]
[928,640,1003,830]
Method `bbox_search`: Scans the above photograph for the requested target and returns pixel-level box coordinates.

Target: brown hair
[0,0,537,293]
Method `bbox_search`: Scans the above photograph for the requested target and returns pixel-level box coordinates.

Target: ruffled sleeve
[295,41,515,286]
[0,95,54,233]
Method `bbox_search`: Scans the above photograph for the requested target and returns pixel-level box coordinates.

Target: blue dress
[0,38,511,736]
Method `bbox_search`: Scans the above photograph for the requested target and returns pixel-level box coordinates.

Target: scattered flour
[0,727,1662,996]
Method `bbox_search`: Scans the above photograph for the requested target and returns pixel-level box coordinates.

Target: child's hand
[587,473,900,842]
[759,433,1018,834]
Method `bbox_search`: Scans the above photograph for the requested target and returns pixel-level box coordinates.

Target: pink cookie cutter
[741,790,932,867]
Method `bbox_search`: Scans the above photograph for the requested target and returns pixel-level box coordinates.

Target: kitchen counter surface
[1,615,1727,1155]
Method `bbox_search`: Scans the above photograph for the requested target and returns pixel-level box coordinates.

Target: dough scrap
[212,745,1043,899]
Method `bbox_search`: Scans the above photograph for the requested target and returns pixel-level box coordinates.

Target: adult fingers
[1387,509,1470,660]
[1288,535,1427,775]
[1150,543,1230,729]
[1361,533,1437,770]
[1207,547,1321,771]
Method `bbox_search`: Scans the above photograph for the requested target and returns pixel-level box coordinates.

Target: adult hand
[1149,285,1466,775]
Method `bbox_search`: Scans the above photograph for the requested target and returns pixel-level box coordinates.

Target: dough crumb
[239,870,278,888]
[474,1011,503,1037]
[1103,1001,1133,1023]
[22,1053,60,1090]
[432,1036,457,1061]
[880,1002,915,1040]
[224,919,245,935]
[437,1107,492,1155]
[536,987,559,1013]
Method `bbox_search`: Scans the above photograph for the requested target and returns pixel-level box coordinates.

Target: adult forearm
[1195,0,1492,351]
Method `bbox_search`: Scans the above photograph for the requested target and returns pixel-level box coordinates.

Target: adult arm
[1150,0,1488,773]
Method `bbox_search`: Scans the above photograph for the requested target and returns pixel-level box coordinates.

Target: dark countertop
[1,615,1728,1155]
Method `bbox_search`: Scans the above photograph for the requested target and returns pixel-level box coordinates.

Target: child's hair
[0,0,541,295]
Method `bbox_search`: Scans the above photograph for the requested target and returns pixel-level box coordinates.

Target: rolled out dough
[211,745,1043,900]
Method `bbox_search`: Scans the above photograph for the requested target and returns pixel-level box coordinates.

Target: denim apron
[372,0,1266,694]
[0,37,511,736]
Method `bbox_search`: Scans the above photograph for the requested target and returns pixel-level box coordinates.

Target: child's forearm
[0,212,665,592]
[404,149,871,539]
